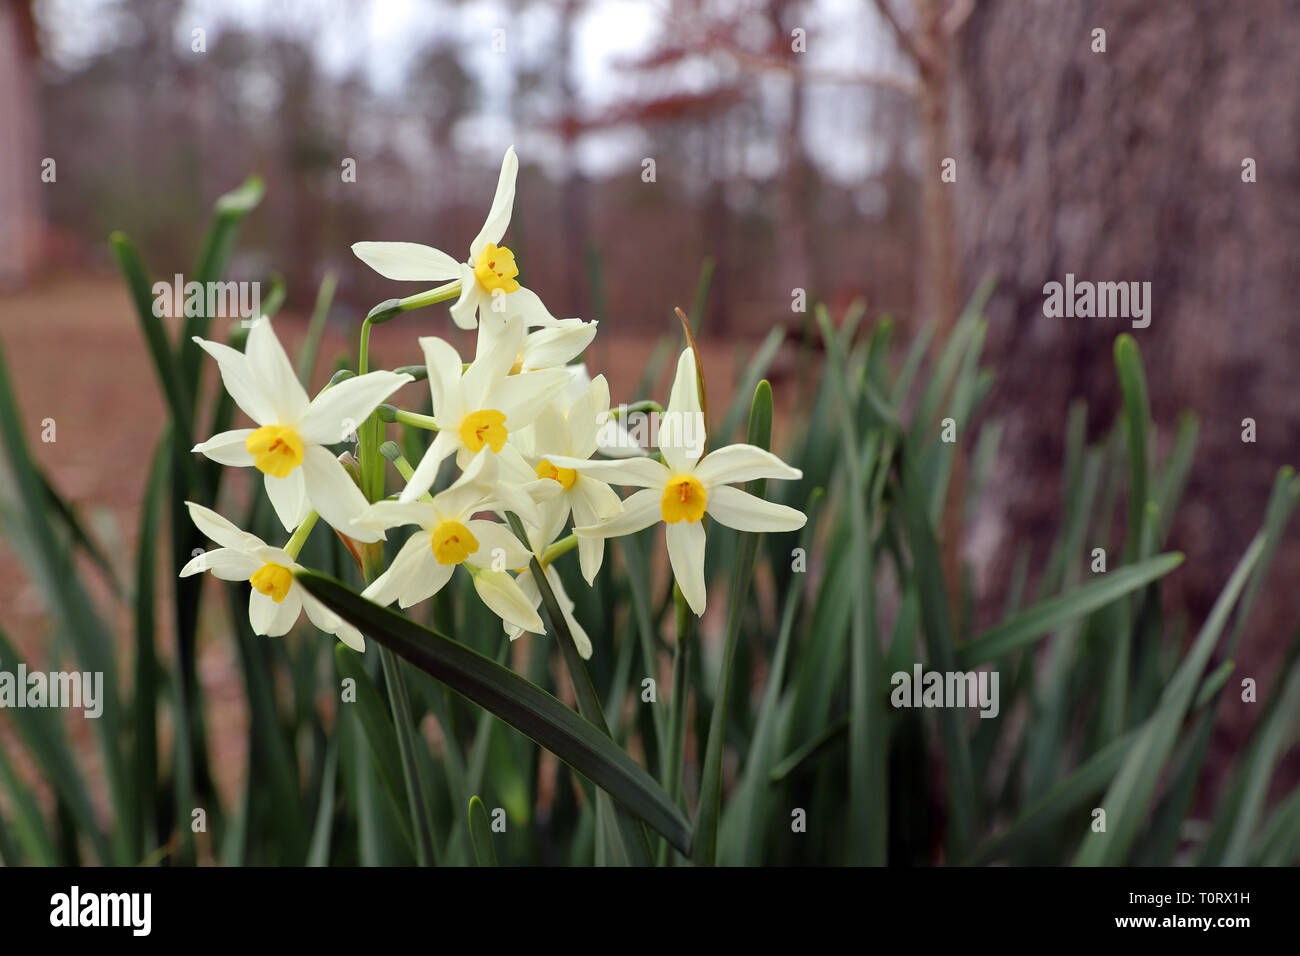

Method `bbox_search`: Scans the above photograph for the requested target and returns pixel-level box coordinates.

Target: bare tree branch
[942,0,975,36]
[868,0,929,70]
[712,40,918,95]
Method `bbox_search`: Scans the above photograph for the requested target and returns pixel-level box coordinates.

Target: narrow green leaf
[468,796,498,866]
[131,438,168,860]
[694,379,778,866]
[1074,533,1265,865]
[332,643,416,853]
[1252,786,1300,865]
[0,742,57,865]
[0,342,128,862]
[296,272,337,386]
[0,628,108,862]
[513,514,654,866]
[1114,334,1151,562]
[299,570,692,855]
[1203,644,1300,865]
[897,446,974,860]
[109,231,194,439]
[36,468,125,599]
[956,552,1185,668]
[770,717,849,783]
[306,736,339,867]
[723,488,825,865]
[817,307,888,864]
[180,175,266,383]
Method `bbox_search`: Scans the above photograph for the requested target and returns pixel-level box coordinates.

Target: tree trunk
[950,0,1300,768]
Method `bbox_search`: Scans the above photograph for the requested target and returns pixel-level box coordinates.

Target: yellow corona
[661,475,706,523]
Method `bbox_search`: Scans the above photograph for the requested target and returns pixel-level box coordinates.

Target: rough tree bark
[949,0,1300,775]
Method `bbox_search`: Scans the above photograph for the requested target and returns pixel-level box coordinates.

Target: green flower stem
[357,309,438,867]
[658,584,694,866]
[612,400,663,418]
[384,407,440,431]
[284,511,318,560]
[539,534,578,568]
[693,380,773,866]
[400,280,462,312]
[504,512,656,864]
[357,316,384,504]
[380,441,435,503]
[376,643,437,866]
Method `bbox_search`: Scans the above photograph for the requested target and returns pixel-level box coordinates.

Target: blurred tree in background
[8,0,1299,797]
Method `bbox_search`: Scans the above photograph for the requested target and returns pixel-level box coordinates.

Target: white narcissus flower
[552,349,807,616]
[179,502,364,651]
[514,373,622,584]
[191,318,411,541]
[351,146,555,331]
[400,320,569,503]
[551,363,645,458]
[357,452,545,634]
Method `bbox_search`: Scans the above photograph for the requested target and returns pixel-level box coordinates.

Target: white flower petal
[570,476,621,583]
[393,541,454,608]
[659,349,706,472]
[705,485,807,532]
[249,587,302,637]
[192,428,255,467]
[361,531,435,606]
[597,414,647,458]
[464,316,524,409]
[572,475,624,524]
[350,241,462,281]
[508,566,593,658]
[192,337,274,424]
[502,571,541,643]
[428,446,500,518]
[504,287,560,328]
[494,369,571,430]
[518,320,595,372]
[399,428,457,503]
[355,499,441,532]
[258,545,296,566]
[418,335,466,421]
[300,443,381,542]
[449,267,484,329]
[666,520,707,616]
[185,501,267,553]
[245,319,311,425]
[249,589,277,634]
[560,363,592,407]
[529,403,572,459]
[573,487,661,538]
[469,146,519,261]
[693,443,803,487]
[566,373,609,457]
[577,535,606,588]
[180,547,261,581]
[529,494,571,555]
[301,591,365,651]
[472,568,544,634]
[473,451,554,525]
[464,520,533,572]
[548,454,670,489]
[264,468,310,533]
[299,371,413,445]
[547,565,593,659]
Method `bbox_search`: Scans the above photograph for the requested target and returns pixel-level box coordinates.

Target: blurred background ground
[1,0,1298,812]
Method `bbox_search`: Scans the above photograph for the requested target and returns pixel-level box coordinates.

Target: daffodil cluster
[184,147,806,658]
